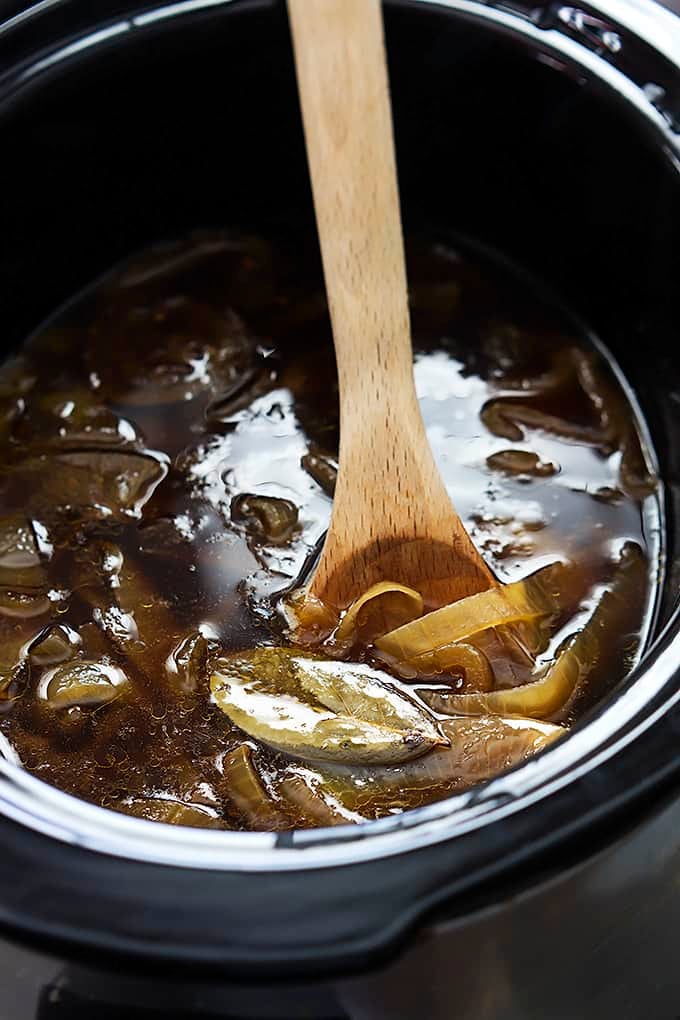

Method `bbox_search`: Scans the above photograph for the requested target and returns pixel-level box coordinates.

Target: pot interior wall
[0,0,678,624]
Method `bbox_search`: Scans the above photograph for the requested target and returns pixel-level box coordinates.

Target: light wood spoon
[288,0,494,612]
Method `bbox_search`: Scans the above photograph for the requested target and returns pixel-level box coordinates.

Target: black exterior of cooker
[0,0,679,1017]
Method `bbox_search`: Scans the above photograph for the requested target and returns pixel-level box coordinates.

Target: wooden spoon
[288,0,494,612]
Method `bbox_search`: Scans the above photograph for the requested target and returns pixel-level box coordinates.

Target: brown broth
[0,232,662,829]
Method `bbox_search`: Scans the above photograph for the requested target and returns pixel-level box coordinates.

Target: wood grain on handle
[289,0,494,610]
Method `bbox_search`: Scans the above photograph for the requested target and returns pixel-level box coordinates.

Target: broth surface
[0,233,661,828]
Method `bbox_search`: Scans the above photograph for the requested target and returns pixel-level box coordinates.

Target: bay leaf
[211,648,446,765]
[292,655,440,740]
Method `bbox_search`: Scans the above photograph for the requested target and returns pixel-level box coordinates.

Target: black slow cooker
[0,1,679,1017]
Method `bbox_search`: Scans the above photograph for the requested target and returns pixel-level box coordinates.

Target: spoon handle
[288,0,419,434]
[289,0,493,609]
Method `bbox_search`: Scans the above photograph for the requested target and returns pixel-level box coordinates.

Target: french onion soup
[0,233,661,829]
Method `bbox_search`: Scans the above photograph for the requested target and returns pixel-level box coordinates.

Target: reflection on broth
[0,233,661,830]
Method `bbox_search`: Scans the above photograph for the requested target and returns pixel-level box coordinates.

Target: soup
[0,233,661,829]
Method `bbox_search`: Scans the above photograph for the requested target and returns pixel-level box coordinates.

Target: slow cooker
[0,0,679,1017]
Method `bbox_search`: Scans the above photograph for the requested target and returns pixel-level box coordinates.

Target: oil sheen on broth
[0,234,661,830]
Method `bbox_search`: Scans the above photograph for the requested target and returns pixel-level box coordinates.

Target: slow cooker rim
[0,0,676,975]
[0,0,678,143]
[1,675,680,978]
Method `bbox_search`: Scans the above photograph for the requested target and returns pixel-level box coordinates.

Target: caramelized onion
[574,351,657,496]
[0,516,45,587]
[301,449,338,497]
[118,797,220,828]
[20,450,168,520]
[413,641,494,692]
[312,715,565,813]
[165,632,209,694]
[231,493,298,544]
[222,743,290,830]
[471,625,541,685]
[481,400,605,445]
[375,564,561,668]
[38,660,128,709]
[486,449,557,477]
[0,589,51,620]
[335,580,424,645]
[421,641,590,719]
[279,772,363,826]
[27,624,81,666]
[421,543,644,719]
[284,588,338,646]
[0,661,30,704]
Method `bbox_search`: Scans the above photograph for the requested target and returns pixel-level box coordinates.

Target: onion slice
[375,564,561,668]
[420,543,644,719]
[222,743,290,830]
[335,580,424,644]
[411,641,494,691]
